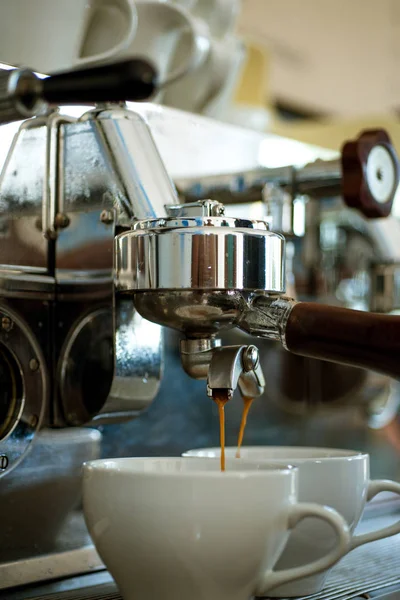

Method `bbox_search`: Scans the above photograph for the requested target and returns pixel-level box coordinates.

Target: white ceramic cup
[123,0,211,88]
[0,0,137,74]
[183,447,400,597]
[163,33,245,114]
[83,457,350,600]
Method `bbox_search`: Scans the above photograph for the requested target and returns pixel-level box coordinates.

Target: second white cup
[184,446,400,596]
[83,457,351,600]
[0,0,138,73]
[123,0,211,88]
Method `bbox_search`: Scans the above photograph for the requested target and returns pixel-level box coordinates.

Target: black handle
[42,58,158,104]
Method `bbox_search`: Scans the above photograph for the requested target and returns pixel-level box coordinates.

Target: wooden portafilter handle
[285,302,400,380]
[239,296,400,380]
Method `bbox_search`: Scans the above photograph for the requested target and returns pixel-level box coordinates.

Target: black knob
[43,58,158,104]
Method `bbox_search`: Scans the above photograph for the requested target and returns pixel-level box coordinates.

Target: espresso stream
[212,391,254,471]
[212,390,230,471]
[236,396,254,458]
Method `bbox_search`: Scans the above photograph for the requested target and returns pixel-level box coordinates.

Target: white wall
[238,0,400,117]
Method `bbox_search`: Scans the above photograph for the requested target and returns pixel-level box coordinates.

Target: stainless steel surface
[0,429,101,562]
[179,338,265,398]
[0,508,102,590]
[129,103,336,179]
[115,213,285,292]
[0,69,44,124]
[132,290,250,335]
[0,304,47,477]
[206,344,265,399]
[0,118,49,270]
[370,263,400,313]
[180,337,221,379]
[0,102,168,432]
[238,295,297,346]
[167,199,226,218]
[101,297,163,423]
[80,106,178,220]
[175,159,343,205]
[59,308,114,425]
[55,104,167,422]
[44,111,75,241]
[0,545,103,592]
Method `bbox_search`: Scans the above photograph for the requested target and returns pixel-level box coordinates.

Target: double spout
[181,338,265,400]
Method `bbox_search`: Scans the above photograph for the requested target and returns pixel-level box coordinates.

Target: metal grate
[288,532,400,600]
[25,515,400,600]
[29,583,119,600]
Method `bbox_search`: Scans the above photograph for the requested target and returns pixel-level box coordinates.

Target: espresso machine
[0,60,400,600]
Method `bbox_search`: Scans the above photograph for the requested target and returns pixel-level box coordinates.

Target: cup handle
[351,479,400,549]
[157,5,211,87]
[76,0,138,68]
[256,502,351,595]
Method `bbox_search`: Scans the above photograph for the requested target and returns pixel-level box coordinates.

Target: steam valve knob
[341,129,399,218]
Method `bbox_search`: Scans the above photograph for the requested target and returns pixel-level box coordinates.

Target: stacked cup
[161,0,246,114]
[83,456,352,600]
[83,448,400,600]
[184,446,400,597]
[0,0,246,116]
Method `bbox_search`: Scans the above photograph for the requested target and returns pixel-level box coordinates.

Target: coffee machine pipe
[177,130,399,221]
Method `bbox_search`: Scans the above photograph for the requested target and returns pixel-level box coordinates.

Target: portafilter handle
[240,296,400,380]
[0,58,157,124]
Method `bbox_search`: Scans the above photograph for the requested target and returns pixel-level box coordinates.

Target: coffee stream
[212,391,254,471]
[212,390,230,472]
[236,397,254,458]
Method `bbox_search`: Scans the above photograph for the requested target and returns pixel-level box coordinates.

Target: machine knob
[341,129,399,218]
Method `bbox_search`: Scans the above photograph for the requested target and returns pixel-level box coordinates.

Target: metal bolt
[1,317,13,332]
[54,212,70,229]
[243,345,259,372]
[0,455,8,470]
[29,414,38,428]
[100,209,114,225]
[45,228,58,241]
[29,358,39,371]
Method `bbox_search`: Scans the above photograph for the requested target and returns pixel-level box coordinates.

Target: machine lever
[0,59,158,124]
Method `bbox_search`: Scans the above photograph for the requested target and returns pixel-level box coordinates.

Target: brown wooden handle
[285,303,400,380]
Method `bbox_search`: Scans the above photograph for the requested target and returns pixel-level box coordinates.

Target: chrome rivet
[54,212,70,229]
[29,358,39,371]
[1,317,13,332]
[29,414,38,428]
[100,209,114,225]
[243,345,259,372]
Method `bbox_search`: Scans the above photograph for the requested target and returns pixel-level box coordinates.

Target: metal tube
[175,158,343,204]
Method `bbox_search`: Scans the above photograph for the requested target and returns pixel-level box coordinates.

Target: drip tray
[3,514,400,600]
